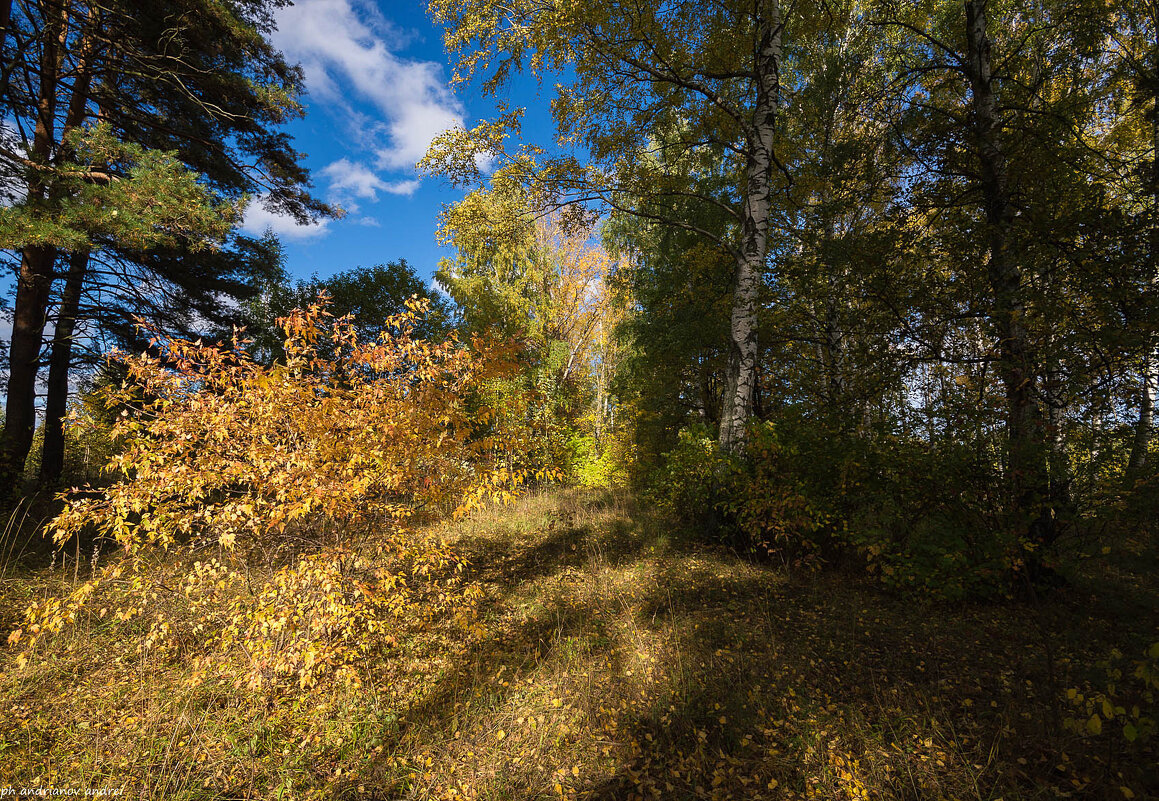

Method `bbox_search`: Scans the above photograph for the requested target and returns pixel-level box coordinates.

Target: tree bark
[0,0,12,69]
[1128,71,1159,478]
[1043,360,1072,522]
[0,0,11,58]
[1129,356,1156,477]
[1,247,57,484]
[40,250,89,487]
[1,0,99,488]
[963,0,1051,544]
[719,3,781,453]
[39,6,97,487]
[819,214,850,422]
[0,0,66,485]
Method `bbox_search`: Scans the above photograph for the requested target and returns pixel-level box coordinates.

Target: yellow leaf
[1086,714,1102,735]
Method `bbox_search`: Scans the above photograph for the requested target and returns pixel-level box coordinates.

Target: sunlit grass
[0,487,1155,799]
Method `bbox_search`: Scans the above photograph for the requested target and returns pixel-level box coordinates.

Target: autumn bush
[649,422,828,564]
[10,297,519,692]
[1065,642,1159,745]
[650,419,1032,597]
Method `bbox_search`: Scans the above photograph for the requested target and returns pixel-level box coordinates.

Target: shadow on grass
[350,490,1158,801]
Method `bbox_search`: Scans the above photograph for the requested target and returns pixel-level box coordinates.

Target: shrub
[648,422,827,563]
[647,424,727,523]
[571,428,636,489]
[834,437,1012,598]
[717,421,830,562]
[10,297,516,692]
[1064,642,1159,744]
[650,418,1026,597]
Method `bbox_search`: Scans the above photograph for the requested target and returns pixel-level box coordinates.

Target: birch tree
[426,0,811,451]
[876,0,1113,551]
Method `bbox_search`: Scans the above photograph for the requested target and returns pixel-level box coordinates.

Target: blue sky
[244,0,557,287]
[2,0,558,387]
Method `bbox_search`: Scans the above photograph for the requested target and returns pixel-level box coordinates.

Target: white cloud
[322,158,386,199]
[384,179,422,196]
[474,151,497,176]
[241,198,331,241]
[274,0,464,173]
[321,158,421,200]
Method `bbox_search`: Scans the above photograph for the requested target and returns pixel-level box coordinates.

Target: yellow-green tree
[426,0,829,452]
[432,185,623,478]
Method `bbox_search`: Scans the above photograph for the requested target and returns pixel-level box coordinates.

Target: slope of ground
[0,488,1155,799]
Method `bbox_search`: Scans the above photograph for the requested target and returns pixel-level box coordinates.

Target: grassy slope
[0,488,1156,800]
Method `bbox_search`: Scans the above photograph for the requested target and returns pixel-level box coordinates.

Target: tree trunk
[0,0,11,57]
[40,251,89,487]
[820,216,849,424]
[0,0,65,484]
[1129,357,1156,477]
[963,1,1051,545]
[719,3,781,453]
[1,247,57,484]
[1,0,97,487]
[39,8,98,487]
[0,0,12,78]
[1128,75,1159,478]
[1043,361,1072,523]
[822,302,846,403]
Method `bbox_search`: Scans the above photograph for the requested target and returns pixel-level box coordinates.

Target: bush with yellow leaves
[10,296,513,692]
[1064,642,1159,745]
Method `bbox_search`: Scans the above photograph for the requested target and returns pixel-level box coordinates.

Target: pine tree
[0,0,332,486]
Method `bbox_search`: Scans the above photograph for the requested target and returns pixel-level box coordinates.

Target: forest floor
[0,487,1156,800]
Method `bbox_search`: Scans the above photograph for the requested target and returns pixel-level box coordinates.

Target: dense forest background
[0,0,1156,798]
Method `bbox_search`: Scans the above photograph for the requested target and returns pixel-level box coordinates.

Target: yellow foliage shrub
[11,297,512,691]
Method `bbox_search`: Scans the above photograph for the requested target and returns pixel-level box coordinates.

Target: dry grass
[0,487,1156,799]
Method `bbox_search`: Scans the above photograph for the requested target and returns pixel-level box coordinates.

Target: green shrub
[647,424,726,521]
[650,419,1022,598]
[1065,642,1159,743]
[648,422,828,563]
[835,438,1012,598]
[570,430,634,489]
